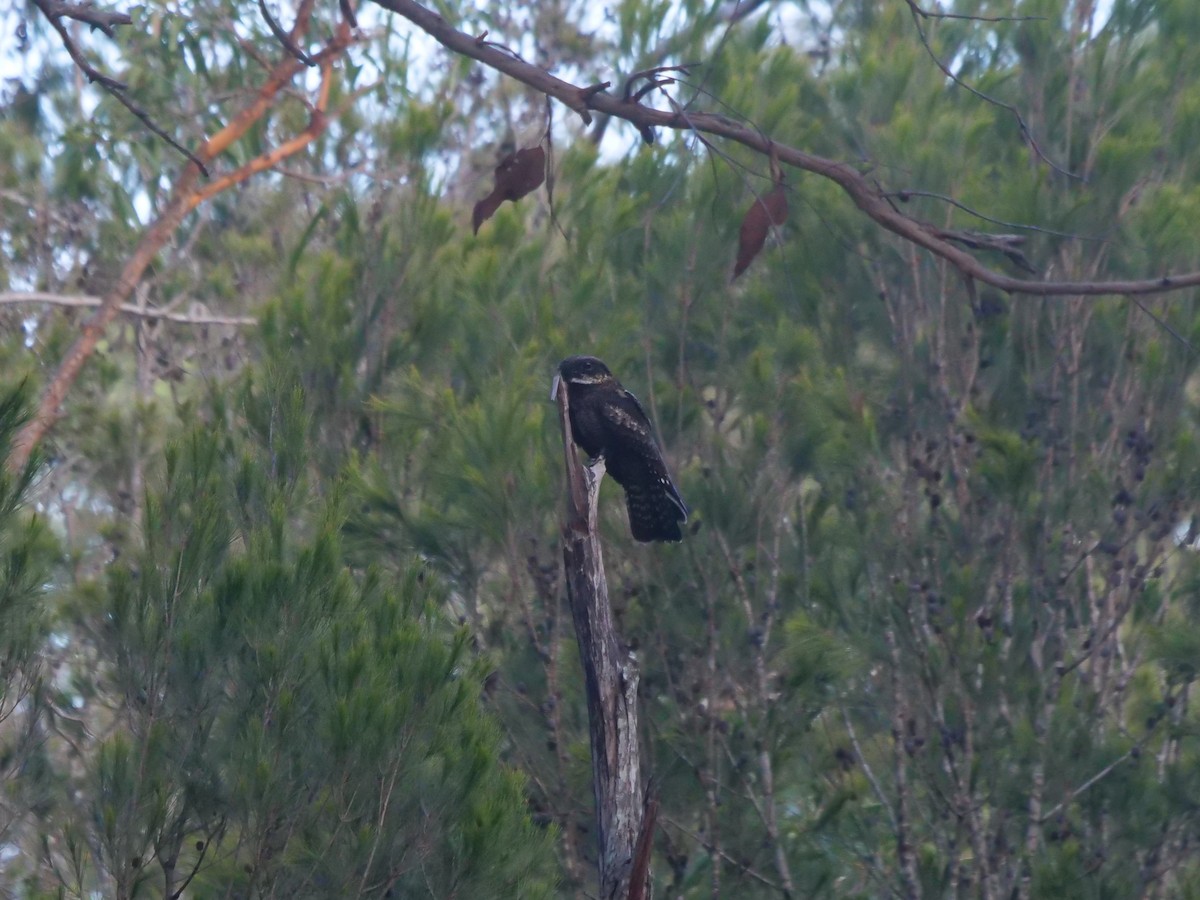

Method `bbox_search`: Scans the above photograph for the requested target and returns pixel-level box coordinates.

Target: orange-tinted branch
[188,58,336,211]
[6,26,356,474]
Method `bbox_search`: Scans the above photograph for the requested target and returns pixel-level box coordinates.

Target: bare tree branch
[258,0,316,65]
[1036,748,1136,825]
[35,0,132,35]
[839,701,898,834]
[369,0,1200,299]
[904,0,1046,26]
[29,0,124,89]
[886,627,921,900]
[31,0,209,172]
[1131,298,1198,354]
[660,816,786,893]
[590,0,770,143]
[0,292,256,326]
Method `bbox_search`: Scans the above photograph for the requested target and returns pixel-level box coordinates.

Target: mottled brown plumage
[554,356,689,542]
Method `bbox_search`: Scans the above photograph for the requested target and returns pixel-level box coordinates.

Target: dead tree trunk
[554,379,654,899]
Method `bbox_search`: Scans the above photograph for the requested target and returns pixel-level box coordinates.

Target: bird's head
[558,355,614,385]
[551,356,615,402]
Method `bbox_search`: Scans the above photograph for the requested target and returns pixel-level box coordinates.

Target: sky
[1,1,1120,92]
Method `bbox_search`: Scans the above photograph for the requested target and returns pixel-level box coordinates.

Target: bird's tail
[625,477,688,543]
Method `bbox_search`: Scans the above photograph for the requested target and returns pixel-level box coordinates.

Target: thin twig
[840,701,899,833]
[1036,749,1135,824]
[32,0,125,87]
[903,0,1077,180]
[623,63,694,101]
[589,0,766,142]
[258,0,316,65]
[885,190,1109,241]
[277,163,369,185]
[103,89,210,174]
[1131,298,1198,355]
[932,227,1036,273]
[31,0,209,173]
[905,0,1045,24]
[661,815,786,893]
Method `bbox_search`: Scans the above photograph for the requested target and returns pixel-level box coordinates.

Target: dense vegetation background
[4,0,1200,896]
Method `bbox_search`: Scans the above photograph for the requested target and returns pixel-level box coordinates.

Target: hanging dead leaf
[472,145,546,234]
[733,183,788,278]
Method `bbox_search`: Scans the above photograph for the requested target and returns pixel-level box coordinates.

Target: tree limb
[32,0,128,85]
[371,0,1200,299]
[33,0,132,36]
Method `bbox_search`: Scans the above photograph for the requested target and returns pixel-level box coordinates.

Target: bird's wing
[620,387,653,425]
[601,390,689,522]
[601,389,661,449]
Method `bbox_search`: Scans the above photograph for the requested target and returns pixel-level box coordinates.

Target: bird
[552,355,689,542]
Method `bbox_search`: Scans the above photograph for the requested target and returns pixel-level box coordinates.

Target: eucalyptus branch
[5,22,359,473]
[371,0,1200,299]
[32,0,127,86]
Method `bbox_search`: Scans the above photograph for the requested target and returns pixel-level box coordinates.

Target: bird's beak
[550,373,562,403]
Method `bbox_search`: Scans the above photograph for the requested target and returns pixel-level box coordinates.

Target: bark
[554,378,649,899]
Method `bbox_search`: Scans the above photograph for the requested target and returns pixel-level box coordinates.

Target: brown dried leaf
[472,145,547,234]
[733,183,788,278]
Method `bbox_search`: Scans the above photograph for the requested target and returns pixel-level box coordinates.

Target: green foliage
[39,382,556,896]
[0,384,51,663]
[8,0,1200,895]
[0,383,57,882]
